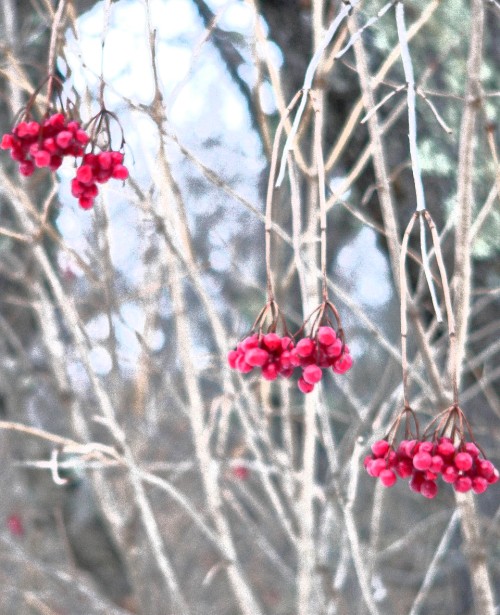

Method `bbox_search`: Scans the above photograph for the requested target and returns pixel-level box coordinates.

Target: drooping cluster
[71,151,129,210]
[228,325,352,393]
[290,326,353,393]
[228,333,295,381]
[0,113,89,176]
[364,437,499,498]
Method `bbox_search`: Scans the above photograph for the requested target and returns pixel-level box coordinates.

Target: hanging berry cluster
[228,301,352,394]
[364,406,499,498]
[0,77,128,211]
[364,210,498,498]
[228,91,352,394]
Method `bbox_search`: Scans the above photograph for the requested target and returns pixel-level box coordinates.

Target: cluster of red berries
[364,438,499,498]
[0,113,89,176]
[1,112,129,210]
[227,326,352,393]
[71,151,129,210]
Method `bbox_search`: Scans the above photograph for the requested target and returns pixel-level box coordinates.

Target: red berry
[262,333,281,351]
[437,438,455,457]
[421,480,438,499]
[413,452,432,471]
[7,514,24,537]
[0,134,14,149]
[34,149,51,167]
[429,455,444,474]
[325,339,342,358]
[442,465,459,484]
[112,164,129,180]
[227,350,238,369]
[236,355,253,373]
[302,364,322,385]
[454,476,472,493]
[296,338,315,357]
[332,353,352,374]
[477,459,495,479]
[395,458,413,479]
[55,130,73,149]
[245,347,269,367]
[487,468,499,485]
[232,465,249,480]
[379,469,397,487]
[76,164,94,184]
[19,161,35,176]
[417,441,434,454]
[371,440,390,458]
[261,362,279,381]
[49,155,63,171]
[298,377,314,394]
[317,326,336,346]
[75,129,90,144]
[409,472,425,493]
[241,335,259,351]
[78,196,95,210]
[454,452,473,471]
[464,442,480,457]
[472,477,488,494]
[368,458,387,478]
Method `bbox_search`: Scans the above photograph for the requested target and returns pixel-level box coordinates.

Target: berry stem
[264,90,302,301]
[46,0,67,105]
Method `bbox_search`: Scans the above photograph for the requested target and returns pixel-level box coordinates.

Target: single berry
[437,438,455,457]
[302,364,322,385]
[454,452,473,472]
[471,477,488,494]
[379,469,397,487]
[371,440,390,458]
[262,333,281,351]
[245,348,269,367]
[442,465,459,484]
[420,480,438,499]
[454,476,472,493]
[413,452,432,471]
[298,377,314,394]
[296,338,315,357]
[317,326,336,346]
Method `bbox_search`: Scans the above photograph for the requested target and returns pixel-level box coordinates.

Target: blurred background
[0,0,498,613]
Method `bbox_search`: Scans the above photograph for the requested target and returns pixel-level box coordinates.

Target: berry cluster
[290,326,352,393]
[0,113,89,177]
[228,333,295,381]
[228,325,352,393]
[71,151,129,210]
[364,438,499,498]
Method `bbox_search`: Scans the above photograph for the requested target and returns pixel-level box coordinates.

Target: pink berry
[437,438,455,457]
[421,480,438,499]
[75,129,90,144]
[472,477,488,494]
[261,362,279,381]
[241,335,259,351]
[245,347,269,367]
[379,469,397,487]
[429,455,444,474]
[303,364,322,385]
[236,355,253,373]
[76,164,94,184]
[442,465,459,484]
[262,333,281,351]
[0,134,14,149]
[34,149,51,167]
[112,163,129,180]
[400,440,418,458]
[297,377,314,394]
[227,350,239,369]
[413,452,432,471]
[454,452,473,471]
[325,339,342,357]
[371,440,390,458]
[78,196,95,210]
[454,476,472,493]
[409,472,425,493]
[369,458,388,478]
[43,137,58,153]
[477,459,495,479]
[395,458,413,479]
[417,441,434,454]
[332,354,352,374]
[7,514,24,537]
[19,161,35,176]
[296,338,315,357]
[464,442,480,457]
[317,326,336,346]
[487,468,499,485]
[49,155,63,171]
[55,130,73,149]
[232,466,249,480]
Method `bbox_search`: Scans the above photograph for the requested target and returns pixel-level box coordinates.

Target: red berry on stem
[371,440,390,458]
[262,333,281,351]
[112,163,129,180]
[302,364,322,385]
[296,338,315,357]
[245,348,269,367]
[472,477,488,494]
[454,452,473,471]
[317,326,336,346]
[298,377,314,394]
[454,476,472,493]
[379,469,397,487]
[413,452,432,471]
[421,480,438,499]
